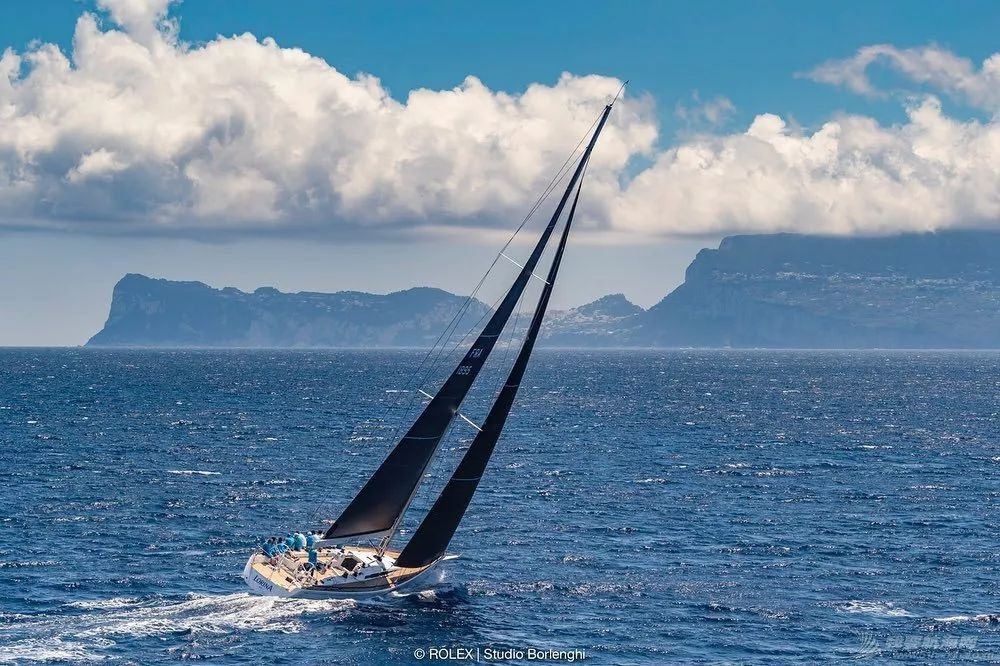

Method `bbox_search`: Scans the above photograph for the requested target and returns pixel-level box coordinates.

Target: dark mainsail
[394,142,592,568]
[325,104,613,542]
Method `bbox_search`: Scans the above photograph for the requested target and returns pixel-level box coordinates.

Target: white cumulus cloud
[804,43,1000,111]
[608,42,1000,238]
[615,98,1000,236]
[0,2,656,236]
[97,0,178,46]
[1,3,1000,240]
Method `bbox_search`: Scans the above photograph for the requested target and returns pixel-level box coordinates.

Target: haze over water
[1,349,998,663]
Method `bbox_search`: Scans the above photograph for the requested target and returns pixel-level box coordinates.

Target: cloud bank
[618,99,1000,236]
[0,0,655,237]
[2,0,1000,239]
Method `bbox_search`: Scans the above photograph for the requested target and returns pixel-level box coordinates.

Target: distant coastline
[87,230,1000,350]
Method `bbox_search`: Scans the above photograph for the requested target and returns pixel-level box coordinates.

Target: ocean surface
[1,349,999,664]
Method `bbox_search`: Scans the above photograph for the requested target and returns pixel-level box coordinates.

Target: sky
[3,0,1000,345]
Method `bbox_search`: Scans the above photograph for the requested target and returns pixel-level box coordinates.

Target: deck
[248,545,432,595]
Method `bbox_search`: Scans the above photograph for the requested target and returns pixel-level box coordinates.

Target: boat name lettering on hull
[253,574,275,592]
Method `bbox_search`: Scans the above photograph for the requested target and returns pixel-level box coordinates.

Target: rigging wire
[425,152,586,378]
[406,271,530,536]
[371,115,600,443]
[409,141,588,372]
[491,157,590,408]
[312,107,608,527]
[401,154,593,536]
[449,151,593,409]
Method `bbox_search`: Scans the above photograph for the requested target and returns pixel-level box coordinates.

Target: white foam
[0,560,59,568]
[75,594,344,638]
[0,637,109,663]
[6,593,354,660]
[935,614,973,623]
[66,596,139,610]
[756,468,797,477]
[934,613,1000,624]
[388,584,443,602]
[838,600,915,618]
[561,554,591,563]
[166,470,221,476]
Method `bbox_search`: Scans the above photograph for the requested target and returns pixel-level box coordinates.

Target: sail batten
[394,125,599,567]
[325,104,613,542]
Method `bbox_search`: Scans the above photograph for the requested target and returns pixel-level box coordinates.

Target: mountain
[87,231,1000,349]
[542,294,643,346]
[87,274,492,347]
[636,231,1000,348]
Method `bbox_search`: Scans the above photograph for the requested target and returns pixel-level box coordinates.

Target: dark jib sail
[325,104,613,541]
[394,130,596,568]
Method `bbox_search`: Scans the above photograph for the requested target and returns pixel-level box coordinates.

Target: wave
[836,600,915,618]
[387,581,465,606]
[0,637,110,664]
[0,560,59,569]
[934,613,1000,624]
[166,470,221,476]
[388,588,440,603]
[65,597,140,610]
[561,554,592,563]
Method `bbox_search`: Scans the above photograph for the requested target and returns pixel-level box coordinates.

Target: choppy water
[1,349,999,664]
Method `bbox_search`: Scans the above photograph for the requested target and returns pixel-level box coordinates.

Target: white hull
[242,545,441,599]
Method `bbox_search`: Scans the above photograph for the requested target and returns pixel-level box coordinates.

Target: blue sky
[2,0,1000,345]
[250,0,990,129]
[4,1,997,130]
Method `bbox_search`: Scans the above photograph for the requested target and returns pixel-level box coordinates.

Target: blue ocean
[1,349,999,664]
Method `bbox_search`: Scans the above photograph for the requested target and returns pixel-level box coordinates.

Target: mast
[324,103,614,543]
[394,126,598,569]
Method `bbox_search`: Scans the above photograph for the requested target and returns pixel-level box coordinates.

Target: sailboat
[243,94,619,599]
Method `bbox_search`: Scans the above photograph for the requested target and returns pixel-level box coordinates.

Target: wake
[0,592,354,663]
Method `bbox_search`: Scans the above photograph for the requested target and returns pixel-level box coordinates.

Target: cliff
[87,274,492,347]
[637,231,1000,348]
